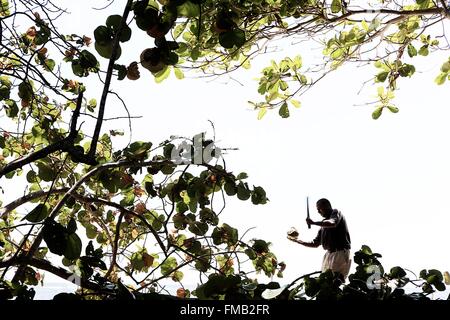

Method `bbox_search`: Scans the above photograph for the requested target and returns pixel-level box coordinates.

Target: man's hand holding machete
[286,198,352,281]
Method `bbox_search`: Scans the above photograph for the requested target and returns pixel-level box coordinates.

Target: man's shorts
[321,248,352,279]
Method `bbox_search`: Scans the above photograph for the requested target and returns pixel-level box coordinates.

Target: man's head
[316,198,333,217]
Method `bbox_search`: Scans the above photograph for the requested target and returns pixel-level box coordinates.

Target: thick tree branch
[0,92,96,179]
[0,188,69,219]
[0,256,114,294]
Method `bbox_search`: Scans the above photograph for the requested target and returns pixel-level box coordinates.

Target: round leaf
[161,257,178,276]
[64,233,82,260]
[372,107,383,120]
[94,25,112,45]
[236,182,251,200]
[24,204,48,223]
[106,15,122,30]
[219,29,246,49]
[279,102,290,118]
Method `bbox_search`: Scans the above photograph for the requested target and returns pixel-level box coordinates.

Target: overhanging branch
[0,92,96,179]
[0,188,69,219]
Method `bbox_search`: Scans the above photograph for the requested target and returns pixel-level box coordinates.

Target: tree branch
[0,92,95,179]
[104,212,123,280]
[0,188,69,219]
[87,0,133,160]
[0,256,114,294]
[71,194,168,257]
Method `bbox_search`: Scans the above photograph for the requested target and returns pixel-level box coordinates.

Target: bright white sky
[12,1,450,298]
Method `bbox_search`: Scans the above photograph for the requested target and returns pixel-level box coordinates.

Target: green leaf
[190,46,200,60]
[24,204,48,223]
[376,71,388,83]
[18,81,33,101]
[372,107,383,120]
[418,45,429,56]
[154,66,171,83]
[174,67,184,79]
[119,25,132,43]
[199,208,218,225]
[88,98,97,108]
[67,218,77,234]
[124,141,152,159]
[434,281,446,291]
[278,102,290,118]
[331,0,342,13]
[188,221,208,236]
[120,192,135,207]
[177,1,200,17]
[237,182,251,201]
[251,186,268,205]
[64,233,82,260]
[161,163,176,175]
[106,15,122,30]
[4,99,18,118]
[252,239,269,254]
[389,266,406,278]
[236,172,248,180]
[440,61,450,73]
[44,59,55,72]
[245,248,257,260]
[164,52,179,66]
[257,107,267,120]
[173,23,187,40]
[219,29,246,49]
[407,44,417,57]
[290,99,301,108]
[37,162,57,182]
[387,105,399,113]
[79,50,99,68]
[114,64,127,80]
[42,221,68,256]
[161,257,178,276]
[279,80,288,91]
[398,64,415,77]
[71,61,84,77]
[130,252,145,271]
[0,86,10,100]
[361,20,369,32]
[35,24,50,45]
[420,269,428,279]
[171,270,184,282]
[435,73,447,85]
[428,269,443,281]
[94,25,112,45]
[85,224,98,239]
[26,170,37,183]
[95,42,121,60]
[224,181,237,196]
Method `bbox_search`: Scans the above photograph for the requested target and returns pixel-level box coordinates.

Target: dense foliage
[0,0,449,300]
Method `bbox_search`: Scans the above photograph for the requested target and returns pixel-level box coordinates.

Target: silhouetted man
[287,198,352,280]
